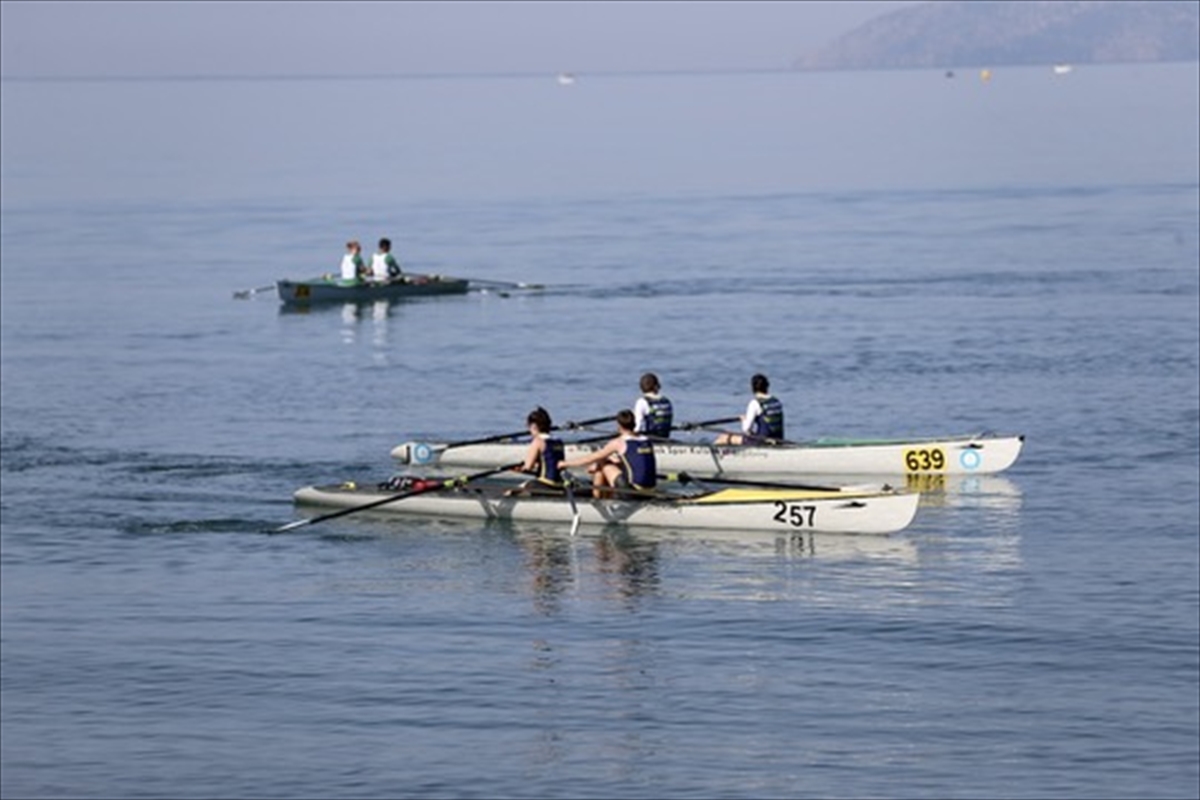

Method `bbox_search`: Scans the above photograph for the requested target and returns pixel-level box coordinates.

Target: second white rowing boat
[391,432,1024,476]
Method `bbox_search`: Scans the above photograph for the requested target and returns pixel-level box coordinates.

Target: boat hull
[277,274,470,305]
[392,433,1024,476]
[292,482,921,535]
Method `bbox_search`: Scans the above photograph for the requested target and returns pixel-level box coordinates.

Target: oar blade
[465,277,547,291]
[233,284,275,299]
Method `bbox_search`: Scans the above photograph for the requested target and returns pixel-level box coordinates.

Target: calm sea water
[2,64,1198,799]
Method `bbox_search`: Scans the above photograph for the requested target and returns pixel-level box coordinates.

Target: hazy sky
[1,1,925,77]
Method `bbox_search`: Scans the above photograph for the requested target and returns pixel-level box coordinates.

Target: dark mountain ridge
[794,1,1200,71]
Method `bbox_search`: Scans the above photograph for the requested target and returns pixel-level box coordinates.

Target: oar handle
[274,462,523,532]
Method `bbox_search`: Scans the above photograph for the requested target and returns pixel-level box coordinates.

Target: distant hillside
[793,0,1200,71]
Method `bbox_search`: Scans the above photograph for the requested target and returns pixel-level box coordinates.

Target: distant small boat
[1053,64,1073,75]
[556,72,576,86]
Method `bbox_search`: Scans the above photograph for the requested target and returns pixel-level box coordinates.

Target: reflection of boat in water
[899,473,1022,512]
[279,298,402,317]
[438,515,919,565]
[628,526,919,564]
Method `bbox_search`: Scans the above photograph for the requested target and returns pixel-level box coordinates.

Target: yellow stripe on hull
[690,488,860,504]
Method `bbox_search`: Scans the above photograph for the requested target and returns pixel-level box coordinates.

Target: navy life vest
[537,436,566,486]
[618,436,657,490]
[749,395,785,441]
[641,394,674,438]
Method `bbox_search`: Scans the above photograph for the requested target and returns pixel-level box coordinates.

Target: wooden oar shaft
[274,462,523,533]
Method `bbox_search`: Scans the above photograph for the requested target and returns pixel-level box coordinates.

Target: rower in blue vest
[633,372,674,439]
[714,373,785,445]
[509,406,567,494]
[560,409,657,498]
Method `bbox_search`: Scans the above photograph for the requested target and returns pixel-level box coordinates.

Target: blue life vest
[619,436,657,489]
[749,395,785,440]
[537,436,565,485]
[641,394,674,438]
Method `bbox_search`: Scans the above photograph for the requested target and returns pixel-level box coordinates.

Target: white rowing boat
[291,479,921,535]
[391,432,1024,476]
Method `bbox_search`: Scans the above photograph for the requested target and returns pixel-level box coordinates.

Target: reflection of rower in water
[595,531,661,601]
[560,409,657,499]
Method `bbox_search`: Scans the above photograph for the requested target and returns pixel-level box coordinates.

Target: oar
[563,472,582,536]
[273,462,523,533]
[672,416,740,432]
[465,277,546,291]
[399,414,615,464]
[667,416,798,446]
[232,284,274,299]
[658,471,853,493]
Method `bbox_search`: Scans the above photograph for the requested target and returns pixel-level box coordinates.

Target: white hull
[292,483,921,535]
[392,433,1023,476]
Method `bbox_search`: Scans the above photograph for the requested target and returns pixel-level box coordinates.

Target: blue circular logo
[959,449,982,470]
[413,443,434,464]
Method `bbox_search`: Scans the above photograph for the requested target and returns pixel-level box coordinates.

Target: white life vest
[371,252,390,281]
